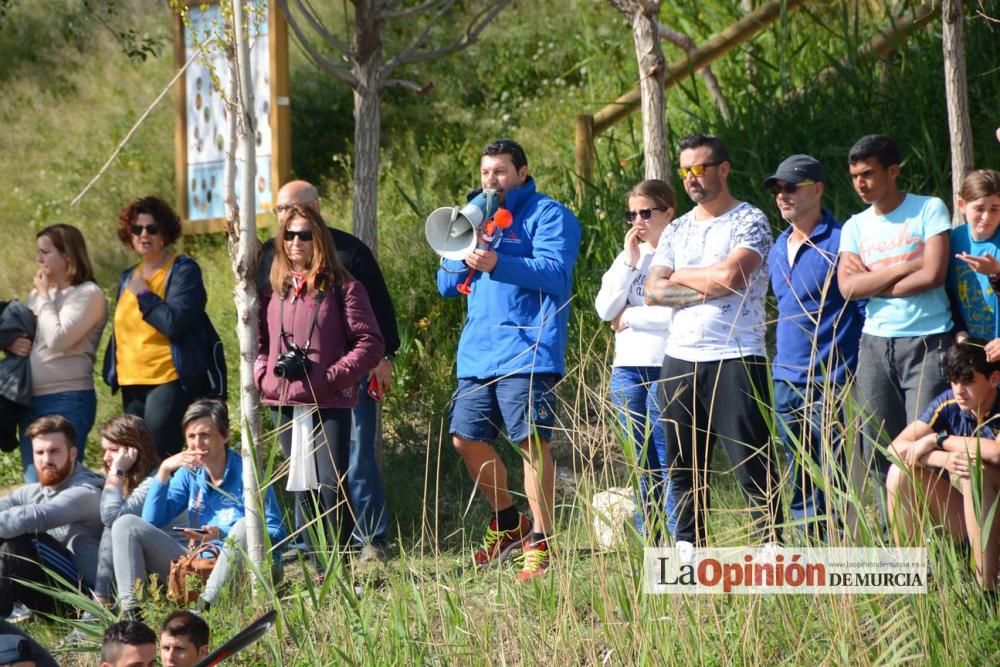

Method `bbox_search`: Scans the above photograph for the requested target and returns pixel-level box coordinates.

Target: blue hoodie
[437,178,580,379]
[142,448,286,547]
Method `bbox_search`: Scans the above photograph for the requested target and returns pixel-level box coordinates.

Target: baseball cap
[763,154,825,187]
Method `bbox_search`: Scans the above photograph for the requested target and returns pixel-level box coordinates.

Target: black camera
[273,343,311,381]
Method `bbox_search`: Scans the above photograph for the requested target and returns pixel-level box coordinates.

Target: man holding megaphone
[434,139,580,582]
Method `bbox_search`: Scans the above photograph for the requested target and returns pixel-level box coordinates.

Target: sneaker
[675,540,695,566]
[6,603,32,624]
[62,611,98,647]
[358,543,386,564]
[473,515,530,567]
[515,540,550,583]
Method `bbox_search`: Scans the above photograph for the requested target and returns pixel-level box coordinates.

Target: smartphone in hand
[367,374,383,401]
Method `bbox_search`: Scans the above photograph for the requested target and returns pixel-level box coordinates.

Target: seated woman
[111,399,285,613]
[888,339,1000,591]
[255,205,383,557]
[93,414,160,608]
[103,196,225,459]
[20,224,107,482]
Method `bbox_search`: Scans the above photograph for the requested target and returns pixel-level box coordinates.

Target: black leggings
[273,407,353,552]
[659,355,784,546]
[0,534,77,617]
[122,380,200,459]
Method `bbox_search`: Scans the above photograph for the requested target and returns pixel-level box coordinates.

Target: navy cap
[763,154,825,187]
[0,620,58,666]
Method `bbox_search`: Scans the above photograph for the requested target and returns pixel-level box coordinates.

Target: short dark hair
[677,133,730,165]
[101,620,157,663]
[25,415,77,450]
[482,139,528,170]
[847,134,900,169]
[182,399,230,438]
[944,338,1000,384]
[116,195,184,248]
[160,610,210,649]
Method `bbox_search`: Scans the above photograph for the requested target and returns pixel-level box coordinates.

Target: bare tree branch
[382,77,434,94]
[292,0,352,54]
[382,0,450,20]
[658,22,731,121]
[382,0,511,77]
[276,0,359,88]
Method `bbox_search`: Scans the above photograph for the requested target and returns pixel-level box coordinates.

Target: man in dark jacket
[0,415,103,622]
[258,180,399,561]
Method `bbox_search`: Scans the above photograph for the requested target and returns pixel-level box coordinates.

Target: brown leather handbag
[167,541,221,604]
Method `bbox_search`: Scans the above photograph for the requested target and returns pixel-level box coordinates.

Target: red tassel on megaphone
[456,208,513,295]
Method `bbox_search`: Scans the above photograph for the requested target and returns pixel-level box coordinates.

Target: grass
[4,0,1000,664]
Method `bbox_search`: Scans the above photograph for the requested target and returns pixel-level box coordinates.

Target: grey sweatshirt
[0,463,104,586]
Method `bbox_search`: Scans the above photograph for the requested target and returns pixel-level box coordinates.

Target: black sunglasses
[131,223,159,236]
[284,229,314,242]
[624,207,667,223]
[766,180,816,197]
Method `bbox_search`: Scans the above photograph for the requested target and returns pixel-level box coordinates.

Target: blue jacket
[142,448,286,546]
[103,254,226,397]
[437,178,580,379]
[769,209,865,387]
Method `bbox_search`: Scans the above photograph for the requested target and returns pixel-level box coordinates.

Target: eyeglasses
[766,180,816,196]
[284,229,314,243]
[624,207,667,222]
[131,223,159,236]
[677,162,721,179]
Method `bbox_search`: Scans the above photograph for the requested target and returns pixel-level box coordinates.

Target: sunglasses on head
[284,229,314,242]
[677,161,722,179]
[624,207,667,222]
[767,180,816,196]
[131,223,159,236]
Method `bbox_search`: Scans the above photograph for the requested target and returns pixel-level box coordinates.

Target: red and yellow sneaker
[515,539,550,583]
[473,515,530,567]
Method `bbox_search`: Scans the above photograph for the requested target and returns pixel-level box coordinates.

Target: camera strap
[278,276,325,353]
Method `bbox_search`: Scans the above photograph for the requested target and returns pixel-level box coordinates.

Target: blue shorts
[449,374,560,443]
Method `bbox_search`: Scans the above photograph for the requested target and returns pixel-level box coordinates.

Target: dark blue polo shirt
[920,389,1000,438]
[769,209,865,386]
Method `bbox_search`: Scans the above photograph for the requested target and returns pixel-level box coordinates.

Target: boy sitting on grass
[887,339,1000,592]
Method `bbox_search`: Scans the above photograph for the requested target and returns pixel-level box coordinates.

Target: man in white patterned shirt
[645,133,783,549]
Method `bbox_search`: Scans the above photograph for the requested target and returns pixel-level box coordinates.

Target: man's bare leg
[886,464,965,546]
[453,436,512,510]
[520,436,554,535]
[961,467,1000,591]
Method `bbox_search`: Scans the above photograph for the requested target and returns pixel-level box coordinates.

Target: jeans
[659,355,783,546]
[774,381,851,540]
[19,389,96,482]
[855,332,951,526]
[609,366,678,541]
[0,534,80,617]
[348,384,390,546]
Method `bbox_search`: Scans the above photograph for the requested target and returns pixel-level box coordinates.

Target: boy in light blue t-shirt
[837,135,953,527]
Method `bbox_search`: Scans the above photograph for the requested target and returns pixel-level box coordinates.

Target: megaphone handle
[457,269,476,295]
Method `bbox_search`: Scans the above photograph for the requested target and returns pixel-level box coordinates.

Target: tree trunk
[621,2,668,180]
[229,0,265,578]
[942,0,973,225]
[352,0,383,255]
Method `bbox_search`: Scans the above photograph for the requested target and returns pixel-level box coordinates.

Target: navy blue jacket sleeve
[135,257,208,338]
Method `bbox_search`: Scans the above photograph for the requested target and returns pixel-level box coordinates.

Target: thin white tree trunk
[230,0,265,578]
[943,0,973,225]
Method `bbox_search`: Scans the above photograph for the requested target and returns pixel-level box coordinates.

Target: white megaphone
[425,189,500,261]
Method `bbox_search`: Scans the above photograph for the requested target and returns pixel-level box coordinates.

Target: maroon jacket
[255,277,384,408]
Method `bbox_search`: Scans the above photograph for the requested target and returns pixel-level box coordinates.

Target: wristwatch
[935,432,948,449]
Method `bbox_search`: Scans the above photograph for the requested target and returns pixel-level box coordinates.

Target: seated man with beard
[0,415,104,622]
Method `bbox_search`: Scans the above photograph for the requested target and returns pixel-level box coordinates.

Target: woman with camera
[255,204,384,558]
[17,224,107,481]
[102,196,225,460]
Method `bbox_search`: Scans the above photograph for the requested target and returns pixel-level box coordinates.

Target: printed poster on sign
[185,1,273,221]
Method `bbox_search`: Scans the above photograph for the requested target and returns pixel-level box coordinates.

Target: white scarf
[286,405,319,491]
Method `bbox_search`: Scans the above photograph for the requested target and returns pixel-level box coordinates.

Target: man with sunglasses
[644,134,783,550]
[256,180,399,563]
[765,154,865,541]
[837,134,953,528]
